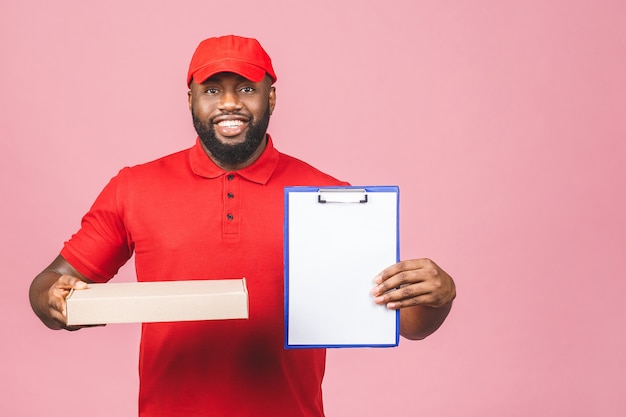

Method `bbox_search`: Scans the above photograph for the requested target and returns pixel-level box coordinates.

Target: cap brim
[189,60,267,86]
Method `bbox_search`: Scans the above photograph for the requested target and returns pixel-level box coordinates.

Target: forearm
[399,301,453,340]
[29,270,65,330]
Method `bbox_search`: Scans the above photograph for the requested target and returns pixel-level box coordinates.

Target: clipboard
[284,186,400,348]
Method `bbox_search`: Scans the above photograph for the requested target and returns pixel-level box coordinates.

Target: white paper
[285,187,399,347]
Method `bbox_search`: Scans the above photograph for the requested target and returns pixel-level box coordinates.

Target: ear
[187,89,193,111]
[268,86,276,115]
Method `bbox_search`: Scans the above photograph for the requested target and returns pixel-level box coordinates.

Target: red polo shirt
[61,136,348,417]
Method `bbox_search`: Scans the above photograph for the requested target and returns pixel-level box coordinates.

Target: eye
[240,86,255,93]
[204,87,219,95]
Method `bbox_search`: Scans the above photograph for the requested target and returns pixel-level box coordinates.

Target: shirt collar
[189,135,279,185]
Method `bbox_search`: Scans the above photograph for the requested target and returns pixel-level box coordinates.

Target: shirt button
[227,213,234,220]
[227,193,234,199]
[227,174,235,181]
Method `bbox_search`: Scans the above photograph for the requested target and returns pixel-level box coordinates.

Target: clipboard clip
[317,188,368,204]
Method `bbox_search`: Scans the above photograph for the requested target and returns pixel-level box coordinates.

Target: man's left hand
[371,258,456,310]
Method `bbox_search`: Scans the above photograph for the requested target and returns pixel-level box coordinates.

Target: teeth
[218,120,244,127]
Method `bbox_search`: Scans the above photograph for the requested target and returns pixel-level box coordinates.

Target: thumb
[58,275,89,290]
[73,280,89,290]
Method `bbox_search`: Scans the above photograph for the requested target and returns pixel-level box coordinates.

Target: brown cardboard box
[66,279,248,325]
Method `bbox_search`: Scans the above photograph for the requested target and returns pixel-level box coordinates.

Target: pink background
[2,0,625,415]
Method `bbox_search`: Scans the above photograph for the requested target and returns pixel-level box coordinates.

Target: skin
[29,71,456,339]
[188,72,276,171]
[372,259,455,340]
[29,255,95,330]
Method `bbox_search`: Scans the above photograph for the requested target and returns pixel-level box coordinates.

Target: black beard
[192,106,271,167]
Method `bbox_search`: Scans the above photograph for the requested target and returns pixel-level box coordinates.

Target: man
[29,35,456,416]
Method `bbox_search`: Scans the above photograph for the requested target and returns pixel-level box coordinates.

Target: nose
[218,90,243,112]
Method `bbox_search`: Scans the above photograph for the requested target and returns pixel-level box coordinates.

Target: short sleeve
[60,169,134,282]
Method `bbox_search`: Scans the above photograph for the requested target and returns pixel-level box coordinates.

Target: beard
[192,105,271,168]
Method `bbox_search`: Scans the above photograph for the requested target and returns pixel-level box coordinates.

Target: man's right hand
[47,274,89,330]
[29,256,95,330]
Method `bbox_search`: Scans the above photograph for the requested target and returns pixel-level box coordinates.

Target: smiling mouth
[217,120,244,128]
[213,117,249,139]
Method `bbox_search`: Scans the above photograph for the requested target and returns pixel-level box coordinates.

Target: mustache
[210,112,252,124]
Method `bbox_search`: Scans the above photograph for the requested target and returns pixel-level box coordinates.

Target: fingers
[373,258,436,285]
[50,276,104,330]
[371,258,455,310]
[47,275,88,323]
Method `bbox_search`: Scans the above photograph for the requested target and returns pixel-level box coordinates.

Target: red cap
[187,35,277,87]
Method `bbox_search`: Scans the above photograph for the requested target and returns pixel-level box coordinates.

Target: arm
[371,258,456,340]
[29,255,94,331]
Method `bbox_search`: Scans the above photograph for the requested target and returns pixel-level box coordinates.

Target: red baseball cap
[187,35,277,87]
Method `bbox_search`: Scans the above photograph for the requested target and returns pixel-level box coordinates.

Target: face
[188,72,276,170]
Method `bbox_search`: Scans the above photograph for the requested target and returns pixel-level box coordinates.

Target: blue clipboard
[284,186,400,348]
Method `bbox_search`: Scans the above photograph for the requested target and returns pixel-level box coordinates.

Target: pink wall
[2,0,625,415]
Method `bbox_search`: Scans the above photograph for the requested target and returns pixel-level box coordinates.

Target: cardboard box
[66,279,248,325]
